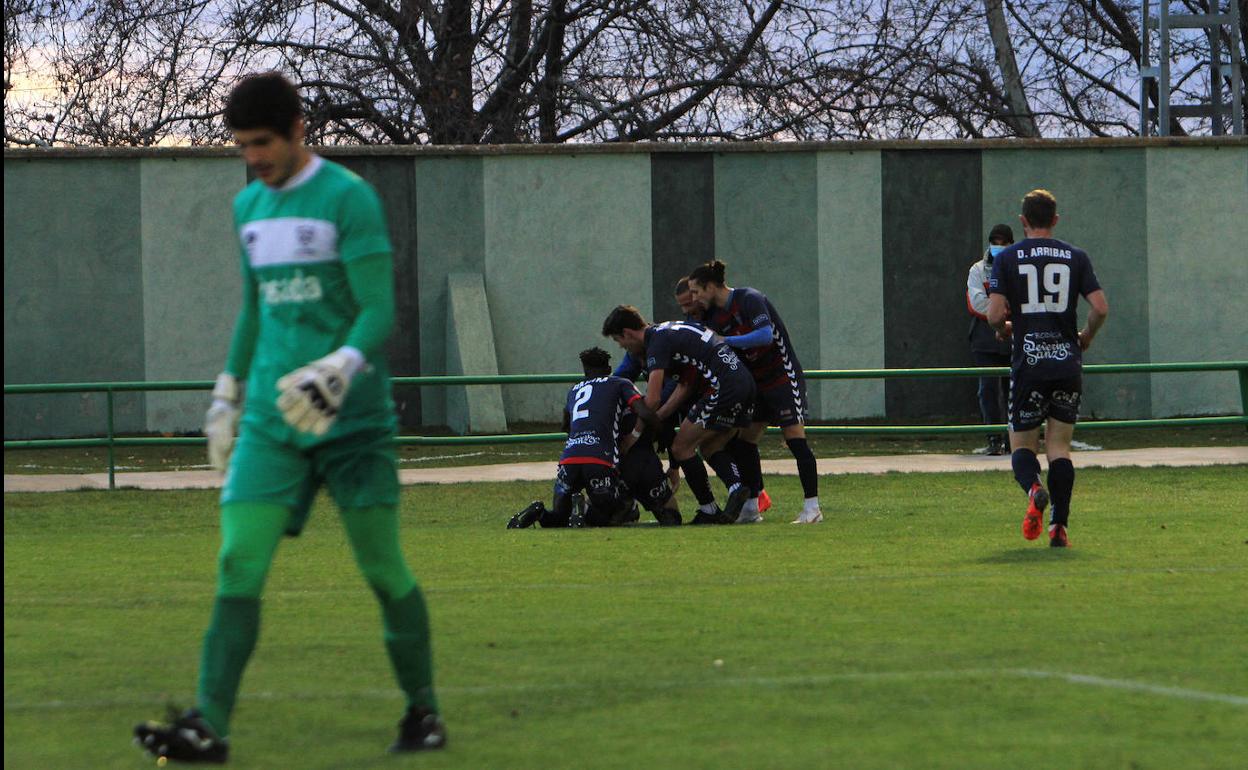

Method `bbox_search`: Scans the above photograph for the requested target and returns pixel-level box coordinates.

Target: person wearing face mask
[966,224,1015,456]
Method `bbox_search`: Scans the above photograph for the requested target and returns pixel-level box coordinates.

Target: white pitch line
[1009,669,1248,706]
[7,668,1245,712]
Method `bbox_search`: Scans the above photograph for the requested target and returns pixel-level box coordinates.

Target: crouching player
[602,305,756,525]
[508,348,682,528]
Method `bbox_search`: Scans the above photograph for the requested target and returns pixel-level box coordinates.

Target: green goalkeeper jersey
[230,156,396,441]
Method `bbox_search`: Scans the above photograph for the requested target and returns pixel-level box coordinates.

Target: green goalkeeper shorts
[222,420,400,536]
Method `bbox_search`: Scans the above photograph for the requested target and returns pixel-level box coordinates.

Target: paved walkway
[5,446,1245,493]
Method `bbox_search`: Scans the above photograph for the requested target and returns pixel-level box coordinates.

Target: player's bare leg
[1009,427,1048,540]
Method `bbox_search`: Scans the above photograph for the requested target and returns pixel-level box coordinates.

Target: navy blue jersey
[989,237,1101,379]
[643,321,748,394]
[701,287,802,391]
[614,348,698,402]
[559,376,642,467]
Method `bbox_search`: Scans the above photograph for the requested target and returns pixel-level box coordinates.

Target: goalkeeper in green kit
[134,72,444,764]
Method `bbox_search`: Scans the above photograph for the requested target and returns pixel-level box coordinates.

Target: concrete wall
[817,150,886,419]
[4,140,1245,438]
[484,153,652,422]
[139,157,244,434]
[1145,146,1248,415]
[5,158,147,439]
[882,149,984,420]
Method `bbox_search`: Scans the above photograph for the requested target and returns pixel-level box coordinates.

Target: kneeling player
[508,348,680,528]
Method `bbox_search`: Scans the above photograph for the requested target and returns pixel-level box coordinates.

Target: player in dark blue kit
[688,260,820,525]
[987,189,1109,547]
[602,305,755,525]
[613,277,727,503]
[508,347,681,528]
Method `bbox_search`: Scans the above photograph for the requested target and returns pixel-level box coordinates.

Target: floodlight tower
[1139,0,1244,135]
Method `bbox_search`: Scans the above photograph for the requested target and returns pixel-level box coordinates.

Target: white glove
[205,373,241,473]
[275,347,364,436]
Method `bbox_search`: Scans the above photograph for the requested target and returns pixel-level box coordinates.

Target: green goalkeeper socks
[382,585,439,713]
[196,596,260,737]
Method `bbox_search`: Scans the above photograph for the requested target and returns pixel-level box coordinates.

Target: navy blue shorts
[753,374,808,427]
[554,462,628,523]
[1009,373,1082,432]
[687,373,755,431]
[617,442,674,512]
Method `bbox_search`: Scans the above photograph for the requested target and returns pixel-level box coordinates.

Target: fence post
[106,388,116,490]
[1239,365,1248,433]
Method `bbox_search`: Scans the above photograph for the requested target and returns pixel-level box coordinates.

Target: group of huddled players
[508,259,824,529]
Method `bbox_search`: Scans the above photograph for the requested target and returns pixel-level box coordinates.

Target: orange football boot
[757,489,772,513]
[1022,483,1048,540]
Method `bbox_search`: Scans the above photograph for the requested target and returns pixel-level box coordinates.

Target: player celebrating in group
[987,189,1109,547]
[613,277,728,502]
[688,260,821,524]
[509,347,680,528]
[134,73,444,764]
[602,305,755,525]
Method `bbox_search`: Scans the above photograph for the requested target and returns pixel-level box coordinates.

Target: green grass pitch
[5,465,1247,769]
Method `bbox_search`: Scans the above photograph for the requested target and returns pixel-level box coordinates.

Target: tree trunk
[428,0,476,143]
[983,0,1040,137]
[538,0,566,142]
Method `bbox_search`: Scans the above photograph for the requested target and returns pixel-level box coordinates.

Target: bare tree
[5,0,1243,146]
[4,1,270,146]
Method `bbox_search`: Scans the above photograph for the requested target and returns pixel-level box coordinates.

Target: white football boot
[791,498,823,524]
[735,497,763,524]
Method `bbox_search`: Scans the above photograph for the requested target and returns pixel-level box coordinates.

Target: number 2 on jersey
[1018,263,1071,313]
[572,384,593,421]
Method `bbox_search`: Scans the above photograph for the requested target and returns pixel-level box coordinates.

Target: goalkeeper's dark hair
[601,305,647,337]
[579,347,612,377]
[688,259,728,287]
[224,72,303,137]
[674,276,691,295]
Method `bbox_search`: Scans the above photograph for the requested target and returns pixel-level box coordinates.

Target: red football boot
[1022,483,1049,541]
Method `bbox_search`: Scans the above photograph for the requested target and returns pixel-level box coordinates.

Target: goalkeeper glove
[205,373,241,473]
[275,347,364,436]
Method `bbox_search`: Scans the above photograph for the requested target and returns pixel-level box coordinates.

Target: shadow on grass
[975,547,1096,564]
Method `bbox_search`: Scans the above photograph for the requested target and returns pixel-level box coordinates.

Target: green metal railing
[5,361,1246,489]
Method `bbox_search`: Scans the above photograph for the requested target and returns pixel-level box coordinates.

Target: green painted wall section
[982,148,1151,419]
[140,157,244,433]
[482,154,652,421]
[416,157,486,426]
[1146,146,1248,415]
[817,151,886,418]
[713,152,822,418]
[5,146,1244,439]
[650,153,715,318]
[881,150,984,420]
[335,156,422,427]
[4,158,147,439]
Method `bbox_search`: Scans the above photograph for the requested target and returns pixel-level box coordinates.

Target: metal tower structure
[1140,1,1244,135]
